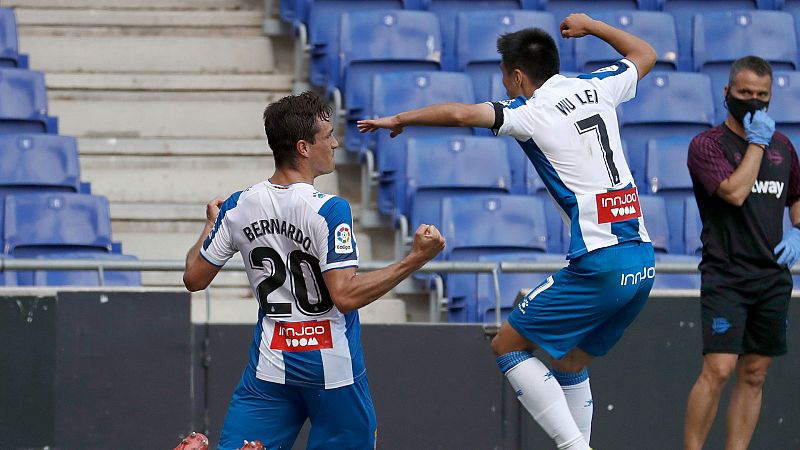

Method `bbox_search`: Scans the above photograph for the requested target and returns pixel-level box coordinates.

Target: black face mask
[725,93,769,124]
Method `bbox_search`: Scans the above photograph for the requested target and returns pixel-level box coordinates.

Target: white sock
[554,369,593,445]
[497,352,589,450]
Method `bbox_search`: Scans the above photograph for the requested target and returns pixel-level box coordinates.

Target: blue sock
[552,368,589,386]
[496,350,532,374]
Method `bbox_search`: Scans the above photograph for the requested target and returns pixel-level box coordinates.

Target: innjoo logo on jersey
[334,223,353,254]
[596,186,642,224]
[270,320,333,352]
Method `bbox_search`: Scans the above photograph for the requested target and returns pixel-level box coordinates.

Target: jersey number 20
[249,247,334,317]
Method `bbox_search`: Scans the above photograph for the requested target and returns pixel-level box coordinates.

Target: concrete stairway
[9,0,412,322]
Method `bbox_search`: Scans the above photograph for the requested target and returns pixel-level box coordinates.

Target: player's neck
[270,167,314,187]
[724,115,746,140]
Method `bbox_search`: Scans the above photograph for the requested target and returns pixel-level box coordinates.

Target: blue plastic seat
[0,68,58,134]
[456,10,558,102]
[693,10,797,122]
[684,196,702,256]
[290,0,416,26]
[360,71,474,157]
[429,2,523,71]
[441,194,550,321]
[0,9,28,68]
[645,134,695,253]
[306,1,404,89]
[618,71,715,188]
[369,71,476,212]
[338,11,442,150]
[0,134,80,192]
[3,252,141,287]
[639,194,701,288]
[4,193,113,255]
[659,0,760,70]
[767,71,800,136]
[544,1,644,71]
[402,135,512,229]
[574,11,678,72]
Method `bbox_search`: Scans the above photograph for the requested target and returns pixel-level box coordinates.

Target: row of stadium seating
[0,8,140,287]
[284,8,800,158]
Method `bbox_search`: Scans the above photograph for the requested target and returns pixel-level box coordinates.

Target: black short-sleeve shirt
[687,124,800,277]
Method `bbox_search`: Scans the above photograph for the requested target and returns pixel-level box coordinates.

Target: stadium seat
[3,193,113,255]
[645,134,695,253]
[0,68,58,134]
[428,2,523,71]
[455,10,558,101]
[639,194,701,288]
[369,71,476,213]
[452,251,563,323]
[361,70,474,156]
[2,252,141,287]
[402,135,512,229]
[693,10,797,122]
[306,1,404,89]
[781,0,800,13]
[574,11,678,72]
[290,0,416,26]
[441,194,550,321]
[544,1,644,71]
[338,11,442,150]
[0,8,28,68]
[768,71,800,136]
[659,0,760,70]
[618,71,715,188]
[0,134,81,193]
[684,196,702,256]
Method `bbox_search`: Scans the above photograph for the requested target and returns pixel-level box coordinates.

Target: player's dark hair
[496,28,560,86]
[263,91,332,169]
[728,55,773,87]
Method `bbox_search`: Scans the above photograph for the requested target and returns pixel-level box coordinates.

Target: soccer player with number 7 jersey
[183,92,445,449]
[359,13,657,450]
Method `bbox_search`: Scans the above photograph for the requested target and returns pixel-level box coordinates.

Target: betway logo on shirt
[751,179,784,198]
[595,186,642,224]
[270,320,333,352]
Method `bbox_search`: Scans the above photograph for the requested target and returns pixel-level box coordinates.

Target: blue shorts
[508,241,655,360]
[218,366,376,450]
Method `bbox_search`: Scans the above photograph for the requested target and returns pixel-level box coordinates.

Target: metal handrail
[5,258,780,327]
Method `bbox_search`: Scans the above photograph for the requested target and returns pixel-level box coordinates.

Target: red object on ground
[239,440,265,450]
[173,431,209,450]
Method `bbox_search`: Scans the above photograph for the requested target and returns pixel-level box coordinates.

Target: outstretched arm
[357,102,495,137]
[323,224,445,313]
[560,13,657,80]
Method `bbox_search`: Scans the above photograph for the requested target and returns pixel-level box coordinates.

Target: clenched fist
[206,197,224,225]
[560,13,596,39]
[410,224,446,262]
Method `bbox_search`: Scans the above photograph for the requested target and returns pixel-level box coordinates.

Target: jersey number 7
[249,246,334,317]
[575,113,621,186]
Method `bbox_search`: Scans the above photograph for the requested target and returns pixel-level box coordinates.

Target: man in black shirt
[684,56,800,450]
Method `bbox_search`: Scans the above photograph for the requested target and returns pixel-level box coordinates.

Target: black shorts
[701,271,792,356]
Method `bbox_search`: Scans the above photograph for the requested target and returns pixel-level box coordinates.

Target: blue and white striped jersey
[201,180,365,389]
[492,58,650,259]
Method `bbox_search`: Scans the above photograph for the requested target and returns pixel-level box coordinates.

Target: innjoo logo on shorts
[270,320,333,352]
[596,186,642,224]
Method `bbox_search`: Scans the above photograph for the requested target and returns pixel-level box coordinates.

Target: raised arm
[357,102,495,137]
[560,13,657,80]
[183,198,224,291]
[322,224,445,313]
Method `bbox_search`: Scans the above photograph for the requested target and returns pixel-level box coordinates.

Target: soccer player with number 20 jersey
[360,13,658,450]
[183,92,445,449]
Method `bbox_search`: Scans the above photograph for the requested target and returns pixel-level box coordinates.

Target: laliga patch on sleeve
[334,223,353,254]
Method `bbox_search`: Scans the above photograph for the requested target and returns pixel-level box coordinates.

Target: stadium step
[78,137,269,157]
[3,0,259,10]
[15,8,263,28]
[79,154,338,203]
[49,91,284,139]
[45,73,292,92]
[19,35,275,73]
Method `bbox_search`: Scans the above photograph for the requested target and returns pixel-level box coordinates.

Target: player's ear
[296,139,310,159]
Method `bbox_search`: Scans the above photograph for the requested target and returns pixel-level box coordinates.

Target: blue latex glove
[775,227,800,268]
[744,110,775,146]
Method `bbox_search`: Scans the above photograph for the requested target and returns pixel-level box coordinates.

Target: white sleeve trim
[200,247,229,267]
[320,261,359,273]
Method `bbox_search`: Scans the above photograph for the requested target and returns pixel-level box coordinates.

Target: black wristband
[491,102,504,131]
